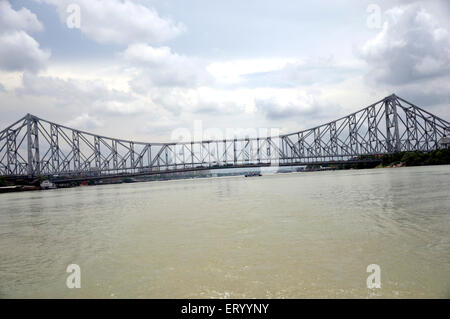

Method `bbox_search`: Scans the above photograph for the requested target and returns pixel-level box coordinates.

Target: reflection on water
[0,165,449,298]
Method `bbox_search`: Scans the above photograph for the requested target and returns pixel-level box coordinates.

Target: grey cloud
[0,31,50,72]
[358,3,450,112]
[65,113,103,130]
[17,72,153,116]
[192,100,243,116]
[396,75,450,108]
[359,4,450,85]
[148,87,244,117]
[18,72,122,101]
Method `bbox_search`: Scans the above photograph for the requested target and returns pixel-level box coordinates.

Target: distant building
[439,135,450,149]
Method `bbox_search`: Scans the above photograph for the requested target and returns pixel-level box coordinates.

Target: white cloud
[4,0,447,144]
[0,1,43,32]
[147,85,339,127]
[0,31,50,73]
[18,72,154,116]
[359,4,450,85]
[207,58,296,85]
[255,90,335,120]
[20,71,116,99]
[148,87,248,116]
[358,3,450,113]
[66,113,103,130]
[206,56,363,89]
[0,1,49,72]
[40,0,185,45]
[122,43,213,89]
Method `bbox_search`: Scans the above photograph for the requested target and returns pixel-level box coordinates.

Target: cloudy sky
[1,0,449,142]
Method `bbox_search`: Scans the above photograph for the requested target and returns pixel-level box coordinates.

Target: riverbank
[0,185,40,193]
[1,149,449,193]
[379,148,450,167]
[324,149,450,170]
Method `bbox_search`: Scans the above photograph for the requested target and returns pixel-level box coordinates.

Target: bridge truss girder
[0,94,449,178]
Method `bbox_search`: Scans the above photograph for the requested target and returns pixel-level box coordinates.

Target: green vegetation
[381,148,450,167]
[318,149,450,171]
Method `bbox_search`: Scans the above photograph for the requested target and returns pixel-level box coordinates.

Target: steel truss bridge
[1,94,449,180]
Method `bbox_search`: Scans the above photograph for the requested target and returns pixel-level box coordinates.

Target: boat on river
[245,172,262,177]
[40,180,57,190]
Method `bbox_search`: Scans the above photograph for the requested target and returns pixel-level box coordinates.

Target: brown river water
[0,165,449,298]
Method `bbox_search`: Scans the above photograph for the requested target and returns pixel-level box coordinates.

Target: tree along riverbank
[310,148,450,170]
[379,148,450,167]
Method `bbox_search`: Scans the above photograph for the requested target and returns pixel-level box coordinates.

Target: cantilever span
[1,94,449,178]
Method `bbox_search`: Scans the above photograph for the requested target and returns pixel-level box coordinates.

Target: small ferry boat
[245,172,262,177]
[40,180,57,190]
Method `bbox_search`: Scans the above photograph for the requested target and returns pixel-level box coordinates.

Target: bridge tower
[26,114,40,177]
[384,94,401,153]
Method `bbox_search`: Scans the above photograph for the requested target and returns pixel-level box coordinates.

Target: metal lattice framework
[1,94,449,178]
